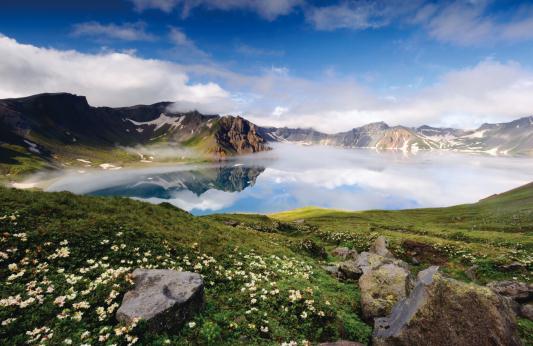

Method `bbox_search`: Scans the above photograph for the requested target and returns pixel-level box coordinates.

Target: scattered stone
[520,303,533,321]
[331,247,358,260]
[116,269,204,333]
[338,260,362,280]
[487,280,533,303]
[318,341,364,346]
[322,264,342,279]
[402,240,448,265]
[499,261,527,272]
[369,236,394,258]
[223,220,239,227]
[465,264,479,281]
[372,266,522,346]
[359,263,410,321]
[355,251,409,275]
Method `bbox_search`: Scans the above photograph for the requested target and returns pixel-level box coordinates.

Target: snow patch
[127,113,185,131]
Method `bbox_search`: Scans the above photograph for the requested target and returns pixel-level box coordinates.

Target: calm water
[43,144,533,215]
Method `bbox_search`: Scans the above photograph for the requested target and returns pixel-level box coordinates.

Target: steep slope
[0,93,271,175]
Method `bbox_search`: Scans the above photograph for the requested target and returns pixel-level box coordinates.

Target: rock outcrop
[488,280,533,320]
[359,263,410,321]
[116,269,204,332]
[487,280,533,303]
[214,116,271,155]
[372,266,522,346]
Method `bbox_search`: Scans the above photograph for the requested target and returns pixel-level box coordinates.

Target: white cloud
[167,26,209,58]
[71,21,156,41]
[0,35,233,110]
[131,0,302,20]
[306,1,533,45]
[0,34,532,133]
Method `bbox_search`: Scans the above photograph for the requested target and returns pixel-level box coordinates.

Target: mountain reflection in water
[89,165,265,199]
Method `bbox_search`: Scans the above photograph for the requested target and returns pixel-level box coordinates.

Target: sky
[1,0,533,132]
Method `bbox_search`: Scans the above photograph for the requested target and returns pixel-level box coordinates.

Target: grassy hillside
[0,183,531,345]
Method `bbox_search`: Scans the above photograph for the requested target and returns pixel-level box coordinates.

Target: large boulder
[359,263,410,321]
[372,266,522,346]
[331,247,358,260]
[116,269,204,332]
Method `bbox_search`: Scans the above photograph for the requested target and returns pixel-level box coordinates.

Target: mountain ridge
[1,92,532,177]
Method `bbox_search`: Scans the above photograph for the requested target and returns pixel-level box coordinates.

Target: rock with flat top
[372,266,522,346]
[116,269,204,332]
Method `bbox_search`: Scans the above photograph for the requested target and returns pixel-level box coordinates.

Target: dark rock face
[0,93,272,160]
[116,269,204,333]
[214,116,271,155]
[372,266,522,346]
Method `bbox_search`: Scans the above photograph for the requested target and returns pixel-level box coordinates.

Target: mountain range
[1,92,532,174]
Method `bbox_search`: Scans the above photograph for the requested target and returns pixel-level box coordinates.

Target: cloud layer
[71,21,157,41]
[1,34,533,132]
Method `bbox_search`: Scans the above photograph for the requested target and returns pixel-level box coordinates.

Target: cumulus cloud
[167,26,209,58]
[131,0,302,20]
[0,35,234,110]
[71,21,156,41]
[0,34,532,133]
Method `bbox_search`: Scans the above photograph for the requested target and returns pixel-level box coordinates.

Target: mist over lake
[40,144,533,215]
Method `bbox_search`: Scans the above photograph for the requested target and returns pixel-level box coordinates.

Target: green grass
[0,182,531,345]
[0,187,371,345]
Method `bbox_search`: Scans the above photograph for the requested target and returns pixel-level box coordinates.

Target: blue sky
[2,0,533,132]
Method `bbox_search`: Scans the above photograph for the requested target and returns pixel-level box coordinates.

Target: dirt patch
[402,240,448,265]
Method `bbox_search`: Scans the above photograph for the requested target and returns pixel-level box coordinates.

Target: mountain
[261,116,533,156]
[0,93,270,174]
[89,164,265,198]
[1,92,532,178]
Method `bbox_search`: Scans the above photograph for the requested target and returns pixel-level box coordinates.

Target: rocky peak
[213,115,271,155]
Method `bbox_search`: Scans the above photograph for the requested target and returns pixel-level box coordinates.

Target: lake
[41,143,533,215]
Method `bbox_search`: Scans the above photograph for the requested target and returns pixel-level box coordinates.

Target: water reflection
[42,143,533,215]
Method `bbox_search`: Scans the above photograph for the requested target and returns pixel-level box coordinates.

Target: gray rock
[322,264,342,278]
[356,251,409,275]
[373,266,522,346]
[369,236,394,258]
[359,263,410,321]
[331,247,358,260]
[487,280,533,303]
[116,269,204,332]
[520,303,533,321]
[338,260,362,280]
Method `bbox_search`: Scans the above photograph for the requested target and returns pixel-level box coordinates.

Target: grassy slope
[0,187,371,345]
[0,183,531,345]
